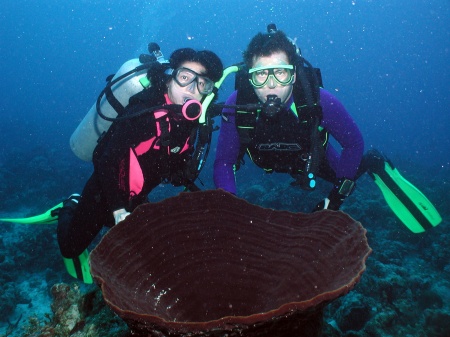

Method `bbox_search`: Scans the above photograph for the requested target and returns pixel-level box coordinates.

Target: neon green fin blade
[62,250,93,284]
[0,202,63,225]
[371,162,442,233]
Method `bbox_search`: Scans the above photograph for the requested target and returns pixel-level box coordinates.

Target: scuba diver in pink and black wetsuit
[214,25,441,231]
[57,48,223,283]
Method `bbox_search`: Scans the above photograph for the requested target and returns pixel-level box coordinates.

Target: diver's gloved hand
[113,208,130,225]
[312,178,356,212]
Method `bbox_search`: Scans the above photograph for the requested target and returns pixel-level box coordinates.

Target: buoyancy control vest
[234,55,328,189]
[92,88,204,191]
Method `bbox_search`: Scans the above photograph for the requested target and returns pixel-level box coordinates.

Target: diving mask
[172,67,215,95]
[248,64,295,88]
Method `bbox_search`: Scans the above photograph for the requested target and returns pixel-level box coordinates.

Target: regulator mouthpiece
[181,99,202,121]
[262,95,283,119]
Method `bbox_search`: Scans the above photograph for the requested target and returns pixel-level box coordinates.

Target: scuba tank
[70,43,168,162]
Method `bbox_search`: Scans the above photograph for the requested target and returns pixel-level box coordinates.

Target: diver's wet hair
[170,48,223,82]
[243,30,297,67]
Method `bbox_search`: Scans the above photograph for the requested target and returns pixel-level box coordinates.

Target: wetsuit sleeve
[320,88,364,180]
[213,91,240,194]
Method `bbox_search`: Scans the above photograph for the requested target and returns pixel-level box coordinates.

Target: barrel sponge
[90,189,371,337]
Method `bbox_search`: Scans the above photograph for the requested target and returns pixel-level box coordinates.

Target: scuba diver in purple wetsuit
[214,25,363,211]
[213,25,441,227]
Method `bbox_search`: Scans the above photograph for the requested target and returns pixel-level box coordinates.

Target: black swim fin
[366,150,442,233]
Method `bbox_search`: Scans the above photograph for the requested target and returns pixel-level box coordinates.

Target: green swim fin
[1,197,92,283]
[367,152,442,233]
[62,249,93,284]
[0,202,63,225]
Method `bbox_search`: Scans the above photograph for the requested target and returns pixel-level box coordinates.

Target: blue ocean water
[1,0,448,169]
[0,1,449,336]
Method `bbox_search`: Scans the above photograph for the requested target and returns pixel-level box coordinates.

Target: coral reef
[20,283,128,337]
[0,150,448,336]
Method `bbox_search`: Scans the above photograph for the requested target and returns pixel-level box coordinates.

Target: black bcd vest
[234,58,328,175]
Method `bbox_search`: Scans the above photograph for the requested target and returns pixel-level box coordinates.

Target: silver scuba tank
[70,43,167,161]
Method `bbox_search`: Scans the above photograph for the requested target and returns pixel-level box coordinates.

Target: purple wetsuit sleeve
[213,91,240,194]
[320,88,364,180]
